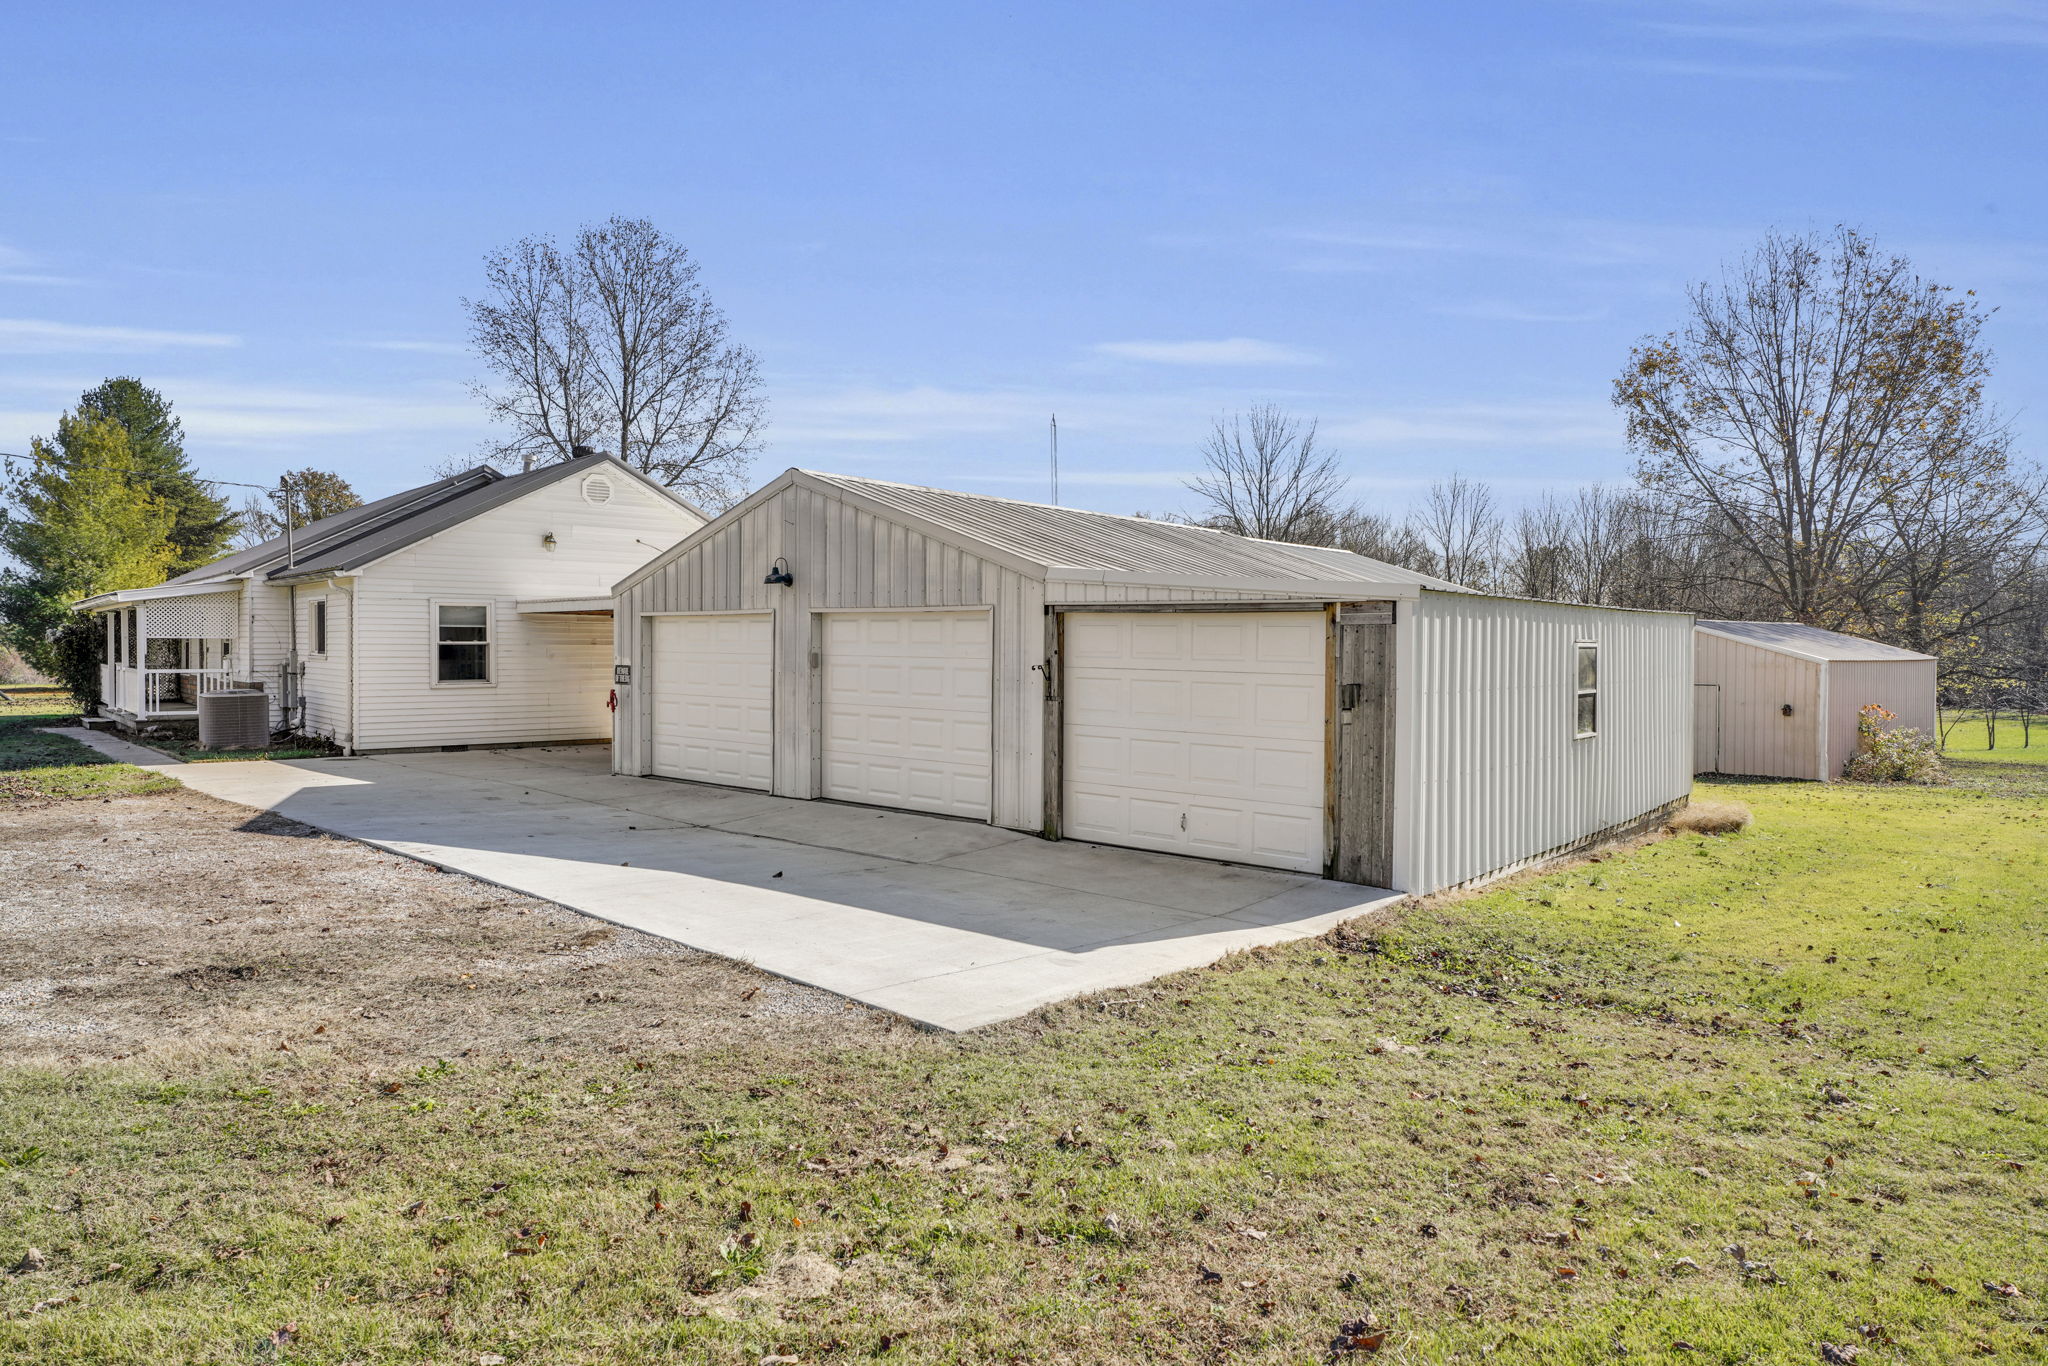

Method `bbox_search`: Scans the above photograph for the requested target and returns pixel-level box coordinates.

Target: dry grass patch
[1666,799,1752,836]
[0,791,908,1068]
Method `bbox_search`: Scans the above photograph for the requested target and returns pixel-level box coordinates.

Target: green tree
[234,468,363,547]
[71,377,235,571]
[0,414,177,698]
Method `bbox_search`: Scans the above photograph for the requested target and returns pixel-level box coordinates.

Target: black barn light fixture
[763,557,795,587]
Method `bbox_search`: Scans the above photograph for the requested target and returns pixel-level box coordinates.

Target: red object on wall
[607,688,618,713]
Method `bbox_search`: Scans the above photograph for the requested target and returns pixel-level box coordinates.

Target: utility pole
[1049,413,1059,506]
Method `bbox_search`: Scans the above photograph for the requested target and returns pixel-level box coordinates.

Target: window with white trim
[311,599,329,656]
[1574,642,1599,738]
[435,603,491,683]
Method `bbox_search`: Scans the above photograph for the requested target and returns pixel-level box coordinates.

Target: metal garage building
[1693,620,1938,781]
[610,470,1694,894]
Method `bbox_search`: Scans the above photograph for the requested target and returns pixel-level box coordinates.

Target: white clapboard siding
[351,472,700,751]
[1393,592,1694,894]
[296,582,354,744]
[239,581,295,729]
[613,482,1293,831]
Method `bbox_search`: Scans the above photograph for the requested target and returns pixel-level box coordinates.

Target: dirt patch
[0,790,909,1066]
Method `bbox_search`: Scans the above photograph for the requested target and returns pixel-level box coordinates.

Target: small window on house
[312,600,328,655]
[435,604,491,683]
[1574,642,1599,738]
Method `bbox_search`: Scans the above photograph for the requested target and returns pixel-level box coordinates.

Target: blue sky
[3,0,2045,516]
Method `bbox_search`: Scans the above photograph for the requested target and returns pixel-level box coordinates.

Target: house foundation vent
[198,689,270,750]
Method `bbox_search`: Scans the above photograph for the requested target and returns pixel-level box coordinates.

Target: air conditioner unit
[198,689,270,750]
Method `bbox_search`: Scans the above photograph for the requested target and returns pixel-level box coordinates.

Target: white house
[76,452,704,752]
[1693,619,1938,780]
[610,470,1696,895]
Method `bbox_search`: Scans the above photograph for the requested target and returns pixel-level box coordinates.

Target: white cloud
[0,318,240,353]
[1089,338,1322,366]
[1641,0,2048,45]
[1320,402,1622,451]
[164,380,480,445]
[1622,59,1850,80]
[349,339,471,355]
[1435,301,1610,324]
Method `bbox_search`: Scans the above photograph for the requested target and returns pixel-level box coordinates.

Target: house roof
[796,471,1474,592]
[161,455,702,588]
[1697,619,1937,663]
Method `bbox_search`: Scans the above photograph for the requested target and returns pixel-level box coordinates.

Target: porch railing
[102,666,237,716]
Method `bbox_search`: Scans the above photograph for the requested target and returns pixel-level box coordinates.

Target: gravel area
[0,790,909,1067]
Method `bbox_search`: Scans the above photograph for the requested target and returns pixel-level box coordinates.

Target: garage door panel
[1062,612,1326,872]
[821,611,992,820]
[650,614,773,790]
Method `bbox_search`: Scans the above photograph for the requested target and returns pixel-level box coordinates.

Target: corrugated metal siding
[353,472,699,751]
[615,482,1050,831]
[1693,631,1822,779]
[1824,658,1938,778]
[1394,593,1693,893]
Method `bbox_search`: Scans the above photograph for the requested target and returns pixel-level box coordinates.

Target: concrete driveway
[67,737,1399,1030]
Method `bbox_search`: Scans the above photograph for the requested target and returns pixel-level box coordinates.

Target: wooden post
[1041,607,1064,840]
[1330,603,1395,887]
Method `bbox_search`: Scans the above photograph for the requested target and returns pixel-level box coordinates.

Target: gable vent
[581,472,614,505]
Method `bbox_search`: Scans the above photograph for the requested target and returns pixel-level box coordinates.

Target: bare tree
[1185,405,1347,542]
[1329,507,1433,572]
[1616,226,1999,626]
[464,217,766,506]
[234,468,362,547]
[1411,475,1500,588]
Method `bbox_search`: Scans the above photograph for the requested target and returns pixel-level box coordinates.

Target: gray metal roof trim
[162,467,503,586]
[261,455,671,578]
[1696,619,1937,662]
[802,471,1472,588]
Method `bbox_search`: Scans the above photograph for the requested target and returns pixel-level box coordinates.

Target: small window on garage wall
[1575,642,1599,738]
[311,600,328,655]
[434,602,492,684]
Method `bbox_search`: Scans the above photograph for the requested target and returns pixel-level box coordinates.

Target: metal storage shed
[611,470,1695,894]
[1693,620,1938,781]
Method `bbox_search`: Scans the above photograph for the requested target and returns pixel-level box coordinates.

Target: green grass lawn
[0,693,178,801]
[1939,710,2048,766]
[2,767,2043,1363]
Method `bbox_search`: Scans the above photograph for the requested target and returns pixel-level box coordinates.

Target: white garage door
[649,614,773,789]
[1063,611,1327,872]
[821,611,992,819]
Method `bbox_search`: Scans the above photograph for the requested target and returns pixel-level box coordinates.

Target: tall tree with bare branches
[1615,226,2000,626]
[1185,405,1347,542]
[464,218,766,506]
[1411,474,1500,588]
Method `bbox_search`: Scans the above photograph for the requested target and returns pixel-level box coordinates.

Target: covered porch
[86,587,245,724]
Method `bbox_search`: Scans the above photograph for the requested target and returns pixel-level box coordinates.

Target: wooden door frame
[1327,604,1396,887]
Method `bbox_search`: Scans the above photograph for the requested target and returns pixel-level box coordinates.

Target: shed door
[649,614,773,789]
[1062,611,1327,873]
[820,611,992,819]
[1693,683,1721,774]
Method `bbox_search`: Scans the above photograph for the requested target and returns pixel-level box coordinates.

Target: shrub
[1668,801,1752,836]
[1842,703,1948,784]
